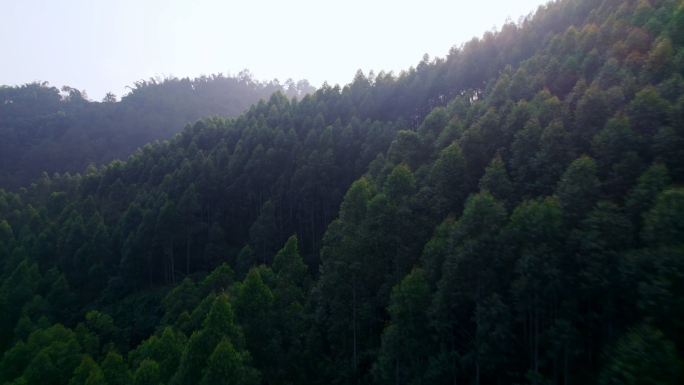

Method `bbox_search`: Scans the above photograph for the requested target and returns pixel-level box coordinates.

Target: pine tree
[199,339,260,385]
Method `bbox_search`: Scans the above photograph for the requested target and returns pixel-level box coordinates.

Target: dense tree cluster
[2,0,684,383]
[0,72,316,190]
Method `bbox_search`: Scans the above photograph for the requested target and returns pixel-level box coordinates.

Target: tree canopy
[1,0,684,383]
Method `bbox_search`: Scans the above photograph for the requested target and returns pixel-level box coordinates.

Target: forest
[0,72,316,191]
[1,0,684,383]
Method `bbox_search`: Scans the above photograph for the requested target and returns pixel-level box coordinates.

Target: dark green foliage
[634,190,684,341]
[84,310,117,350]
[591,115,643,200]
[599,325,681,385]
[68,355,103,385]
[431,192,509,383]
[372,269,431,385]
[478,156,513,207]
[1,0,684,384]
[236,245,256,280]
[273,235,308,306]
[556,156,601,226]
[128,327,185,384]
[625,163,671,236]
[627,87,672,138]
[200,339,260,385]
[233,268,277,380]
[1,324,86,385]
[101,351,132,385]
[249,200,277,266]
[161,278,199,326]
[199,263,236,297]
[429,142,469,217]
[203,223,231,270]
[171,294,246,385]
[642,188,684,247]
[133,358,161,385]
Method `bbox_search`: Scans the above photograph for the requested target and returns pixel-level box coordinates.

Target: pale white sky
[1,0,550,101]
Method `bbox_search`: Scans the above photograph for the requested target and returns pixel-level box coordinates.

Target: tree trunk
[353,274,357,372]
[170,244,175,283]
[476,276,481,385]
[534,308,539,373]
[564,345,569,385]
[186,224,191,275]
[299,208,304,255]
[311,201,315,256]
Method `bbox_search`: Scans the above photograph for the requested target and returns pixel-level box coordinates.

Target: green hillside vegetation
[2,0,684,383]
[0,72,316,190]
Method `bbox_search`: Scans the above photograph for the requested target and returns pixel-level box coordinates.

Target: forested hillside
[0,72,316,190]
[2,0,684,384]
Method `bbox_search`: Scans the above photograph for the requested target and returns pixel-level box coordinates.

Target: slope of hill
[1,0,684,384]
[0,72,316,190]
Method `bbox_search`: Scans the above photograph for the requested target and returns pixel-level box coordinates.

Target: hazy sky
[2,0,550,101]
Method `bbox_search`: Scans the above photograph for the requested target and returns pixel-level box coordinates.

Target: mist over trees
[2,0,684,384]
[0,71,316,191]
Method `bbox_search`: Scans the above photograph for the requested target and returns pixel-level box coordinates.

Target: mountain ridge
[1,0,684,383]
